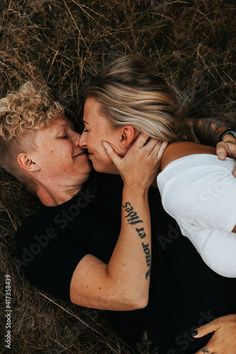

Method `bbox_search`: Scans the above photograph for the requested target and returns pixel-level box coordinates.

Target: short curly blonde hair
[0,81,64,187]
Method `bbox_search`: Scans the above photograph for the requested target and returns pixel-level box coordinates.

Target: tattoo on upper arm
[122,202,151,279]
[187,118,228,146]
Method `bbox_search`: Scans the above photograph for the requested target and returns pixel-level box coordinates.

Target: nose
[79,131,87,149]
[72,131,81,147]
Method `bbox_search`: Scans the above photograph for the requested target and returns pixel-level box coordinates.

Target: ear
[17,153,40,173]
[119,126,137,148]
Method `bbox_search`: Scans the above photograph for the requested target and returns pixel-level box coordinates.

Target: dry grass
[0,0,235,353]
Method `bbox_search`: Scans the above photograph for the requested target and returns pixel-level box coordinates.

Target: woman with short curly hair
[0,82,64,189]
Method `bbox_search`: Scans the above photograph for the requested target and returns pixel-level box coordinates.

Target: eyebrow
[56,124,68,131]
[83,120,89,125]
[56,123,74,134]
[58,120,74,128]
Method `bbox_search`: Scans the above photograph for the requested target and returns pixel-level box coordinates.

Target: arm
[168,117,235,164]
[70,135,167,310]
[158,143,236,277]
[186,118,229,146]
[187,228,236,278]
[71,184,151,310]
[193,314,236,354]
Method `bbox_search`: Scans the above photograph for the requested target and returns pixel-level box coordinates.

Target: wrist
[219,128,236,142]
[123,183,149,196]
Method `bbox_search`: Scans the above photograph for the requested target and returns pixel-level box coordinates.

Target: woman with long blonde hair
[80,55,236,278]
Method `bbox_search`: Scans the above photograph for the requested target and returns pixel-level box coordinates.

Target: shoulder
[14,207,59,268]
[14,207,88,301]
[14,209,45,242]
[161,141,216,170]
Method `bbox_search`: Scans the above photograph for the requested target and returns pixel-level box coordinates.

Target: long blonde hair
[86,55,193,142]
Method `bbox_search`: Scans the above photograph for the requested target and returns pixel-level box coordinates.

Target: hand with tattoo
[186,118,228,146]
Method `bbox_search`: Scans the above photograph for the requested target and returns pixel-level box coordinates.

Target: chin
[92,161,118,175]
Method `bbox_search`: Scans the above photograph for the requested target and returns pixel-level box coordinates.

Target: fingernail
[191,329,198,337]
[218,153,225,160]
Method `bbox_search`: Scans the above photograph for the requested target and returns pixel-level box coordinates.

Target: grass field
[0,0,235,353]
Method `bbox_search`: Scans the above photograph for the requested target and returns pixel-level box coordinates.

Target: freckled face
[79,97,124,173]
[31,116,91,186]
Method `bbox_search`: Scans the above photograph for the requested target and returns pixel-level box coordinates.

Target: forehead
[51,116,72,128]
[83,97,108,124]
[44,116,72,131]
[34,116,71,142]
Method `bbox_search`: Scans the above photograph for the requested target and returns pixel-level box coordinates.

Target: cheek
[96,145,116,169]
[47,144,71,165]
[60,150,70,161]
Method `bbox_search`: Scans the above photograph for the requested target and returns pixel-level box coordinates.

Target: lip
[73,152,86,158]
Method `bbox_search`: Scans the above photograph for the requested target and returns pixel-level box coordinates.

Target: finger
[102,141,122,167]
[146,140,166,159]
[192,321,219,338]
[131,135,161,156]
[233,165,236,177]
[216,142,227,160]
[132,133,151,148]
[216,141,236,160]
[155,141,168,161]
[222,134,236,143]
[225,141,236,158]
[194,344,214,354]
[142,138,161,154]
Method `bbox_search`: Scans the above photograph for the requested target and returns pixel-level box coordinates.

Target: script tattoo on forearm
[123,201,143,225]
[122,202,151,279]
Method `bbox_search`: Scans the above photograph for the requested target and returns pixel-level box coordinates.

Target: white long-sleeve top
[157,154,236,277]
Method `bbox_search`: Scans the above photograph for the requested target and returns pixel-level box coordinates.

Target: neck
[35,181,83,206]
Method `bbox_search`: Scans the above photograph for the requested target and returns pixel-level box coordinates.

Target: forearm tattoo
[122,202,151,279]
[123,201,143,225]
[187,118,228,146]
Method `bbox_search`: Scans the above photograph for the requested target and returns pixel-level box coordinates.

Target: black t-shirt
[15,172,236,354]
